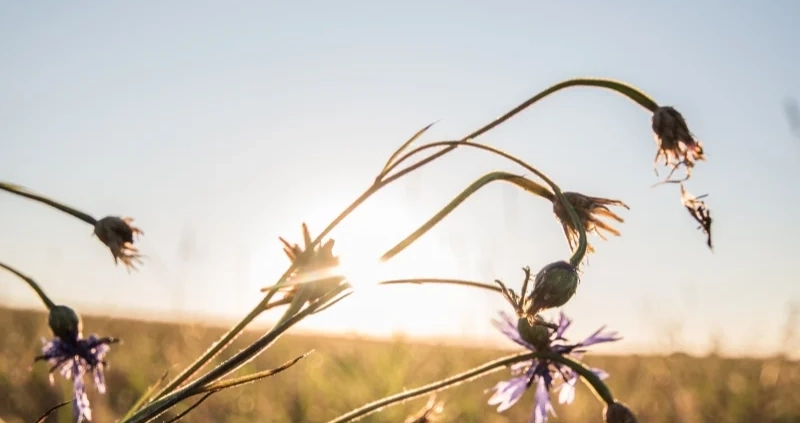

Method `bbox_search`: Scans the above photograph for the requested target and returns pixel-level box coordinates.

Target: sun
[262,190,467,338]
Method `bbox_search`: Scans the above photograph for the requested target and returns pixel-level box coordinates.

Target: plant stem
[325,350,615,423]
[396,141,588,267]
[381,78,659,182]
[380,172,553,262]
[125,287,345,423]
[0,261,56,310]
[377,278,501,293]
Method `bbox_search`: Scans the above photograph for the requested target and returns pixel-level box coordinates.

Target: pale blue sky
[1,1,799,357]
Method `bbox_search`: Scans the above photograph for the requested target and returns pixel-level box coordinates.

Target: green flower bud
[526,261,579,314]
[604,402,638,423]
[48,305,82,340]
[516,316,550,350]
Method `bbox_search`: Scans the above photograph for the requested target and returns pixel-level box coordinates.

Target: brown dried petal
[680,184,713,250]
[552,192,629,255]
[652,106,706,182]
[93,216,143,271]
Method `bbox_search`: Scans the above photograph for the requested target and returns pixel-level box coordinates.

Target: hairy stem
[0,261,56,310]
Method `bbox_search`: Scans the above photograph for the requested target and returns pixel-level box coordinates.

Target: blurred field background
[2,306,799,423]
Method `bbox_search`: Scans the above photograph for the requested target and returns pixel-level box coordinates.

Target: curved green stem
[326,351,615,423]
[383,142,587,266]
[381,78,659,181]
[377,278,502,293]
[0,181,98,225]
[381,172,553,262]
[461,78,658,142]
[0,261,56,310]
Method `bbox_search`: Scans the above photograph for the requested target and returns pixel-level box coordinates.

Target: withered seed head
[604,401,639,423]
[93,216,144,271]
[277,223,346,302]
[652,106,706,182]
[680,184,713,250]
[552,192,629,256]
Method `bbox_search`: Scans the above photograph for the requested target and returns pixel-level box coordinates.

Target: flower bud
[526,261,579,314]
[516,316,550,350]
[604,401,638,423]
[48,305,82,341]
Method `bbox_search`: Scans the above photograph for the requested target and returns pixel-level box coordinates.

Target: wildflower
[404,395,445,423]
[36,332,118,423]
[679,184,713,250]
[487,311,620,423]
[651,106,706,182]
[93,216,144,271]
[552,192,629,256]
[604,401,639,423]
[264,222,348,302]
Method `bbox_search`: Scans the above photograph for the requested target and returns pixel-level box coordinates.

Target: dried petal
[93,216,144,271]
[652,106,706,182]
[680,184,713,250]
[552,192,629,256]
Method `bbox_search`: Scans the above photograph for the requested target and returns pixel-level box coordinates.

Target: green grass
[2,306,799,423]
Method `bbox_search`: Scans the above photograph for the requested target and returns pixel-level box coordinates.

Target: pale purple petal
[579,326,622,347]
[488,375,530,412]
[93,368,106,394]
[555,312,572,339]
[531,378,555,423]
[492,311,535,350]
[557,374,578,404]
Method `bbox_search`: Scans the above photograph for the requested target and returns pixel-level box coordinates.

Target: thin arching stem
[380,171,554,262]
[0,261,56,310]
[383,141,588,267]
[325,351,615,423]
[380,78,659,182]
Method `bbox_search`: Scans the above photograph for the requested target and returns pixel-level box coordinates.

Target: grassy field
[1,306,799,423]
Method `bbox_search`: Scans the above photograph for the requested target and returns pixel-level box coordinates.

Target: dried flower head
[272,222,348,302]
[552,192,629,256]
[404,395,445,423]
[36,333,118,423]
[680,184,713,250]
[652,106,706,182]
[604,401,638,423]
[488,311,620,423]
[93,216,143,271]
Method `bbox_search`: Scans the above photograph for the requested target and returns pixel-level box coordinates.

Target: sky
[1,1,799,358]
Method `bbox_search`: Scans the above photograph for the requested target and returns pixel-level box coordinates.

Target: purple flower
[36,334,117,423]
[487,311,620,423]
